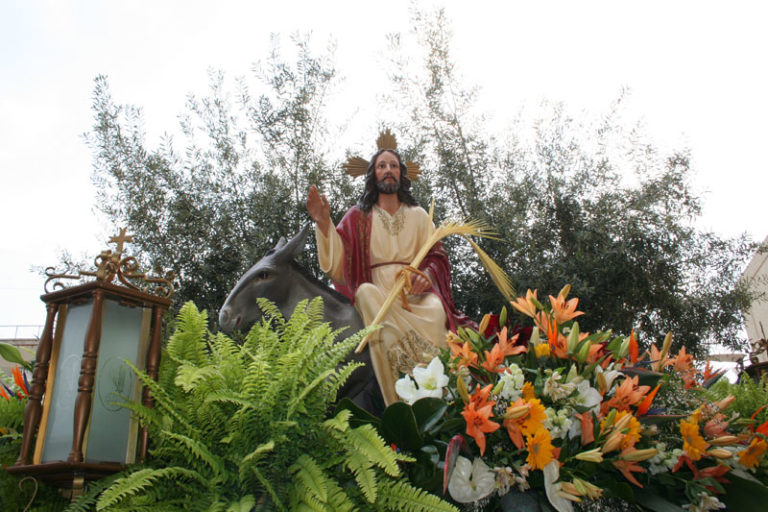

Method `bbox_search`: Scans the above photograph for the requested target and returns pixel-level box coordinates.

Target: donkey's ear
[274,223,312,262]
[274,236,287,250]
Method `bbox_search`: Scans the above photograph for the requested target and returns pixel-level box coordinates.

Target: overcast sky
[1,1,767,337]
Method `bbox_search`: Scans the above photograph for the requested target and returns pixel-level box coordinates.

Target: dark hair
[357,149,418,212]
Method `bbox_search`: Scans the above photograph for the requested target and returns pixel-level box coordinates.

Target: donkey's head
[218,223,311,333]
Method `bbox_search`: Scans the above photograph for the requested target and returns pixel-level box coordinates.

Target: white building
[742,237,768,364]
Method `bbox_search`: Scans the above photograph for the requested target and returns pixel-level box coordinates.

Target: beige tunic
[316,204,448,405]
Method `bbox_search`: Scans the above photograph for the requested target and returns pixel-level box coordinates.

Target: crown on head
[342,129,421,180]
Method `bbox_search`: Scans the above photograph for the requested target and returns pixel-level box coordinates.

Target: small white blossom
[543,370,576,402]
[497,364,525,401]
[569,380,602,415]
[544,407,573,440]
[683,492,726,512]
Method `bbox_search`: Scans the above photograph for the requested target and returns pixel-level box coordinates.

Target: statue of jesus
[306,132,472,404]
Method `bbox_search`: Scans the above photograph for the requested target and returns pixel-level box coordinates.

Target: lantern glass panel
[86,299,149,463]
[41,301,92,463]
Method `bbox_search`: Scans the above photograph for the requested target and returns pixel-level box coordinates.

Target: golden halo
[343,129,420,180]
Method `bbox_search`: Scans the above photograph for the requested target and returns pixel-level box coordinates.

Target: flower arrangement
[383,286,768,511]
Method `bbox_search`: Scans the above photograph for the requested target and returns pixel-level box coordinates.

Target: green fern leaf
[290,454,328,502]
[376,479,459,512]
[96,467,206,510]
[347,424,400,477]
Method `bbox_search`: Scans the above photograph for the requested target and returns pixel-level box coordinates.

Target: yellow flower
[739,437,768,469]
[521,381,535,401]
[526,427,555,470]
[680,418,710,461]
[522,398,547,436]
[535,343,551,358]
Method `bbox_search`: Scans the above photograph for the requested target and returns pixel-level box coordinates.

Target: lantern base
[7,461,124,489]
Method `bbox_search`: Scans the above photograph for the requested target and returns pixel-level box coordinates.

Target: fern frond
[323,409,351,433]
[345,449,377,503]
[239,440,275,482]
[175,364,220,392]
[96,467,206,510]
[164,431,226,476]
[376,479,459,512]
[286,369,335,418]
[290,454,328,502]
[166,302,209,365]
[249,465,285,512]
[346,424,400,477]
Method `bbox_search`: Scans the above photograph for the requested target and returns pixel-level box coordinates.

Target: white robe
[316,204,448,404]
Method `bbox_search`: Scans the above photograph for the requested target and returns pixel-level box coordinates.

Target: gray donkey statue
[218,223,383,414]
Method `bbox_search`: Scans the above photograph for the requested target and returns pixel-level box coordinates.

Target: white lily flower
[543,460,574,512]
[395,375,419,404]
[448,456,496,503]
[571,380,602,414]
[412,357,449,399]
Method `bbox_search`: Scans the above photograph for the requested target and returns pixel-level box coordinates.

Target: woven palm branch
[354,218,507,353]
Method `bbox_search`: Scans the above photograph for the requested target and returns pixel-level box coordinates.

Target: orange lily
[612,460,645,487]
[702,413,729,439]
[449,341,479,370]
[497,327,526,357]
[671,346,694,374]
[461,400,501,455]
[482,343,506,373]
[510,289,539,318]
[503,398,529,449]
[549,289,584,324]
[647,344,673,370]
[573,412,595,445]
[603,376,650,413]
[469,384,494,409]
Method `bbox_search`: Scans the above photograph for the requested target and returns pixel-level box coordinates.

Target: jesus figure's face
[374,151,401,195]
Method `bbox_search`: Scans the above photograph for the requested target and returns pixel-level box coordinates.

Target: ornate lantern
[8,229,174,495]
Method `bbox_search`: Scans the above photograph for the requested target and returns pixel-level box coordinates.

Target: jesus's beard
[376,174,399,195]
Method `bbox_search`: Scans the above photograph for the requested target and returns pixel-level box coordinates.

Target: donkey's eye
[257,271,270,280]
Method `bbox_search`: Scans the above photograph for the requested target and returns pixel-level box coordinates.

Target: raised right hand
[306,185,331,235]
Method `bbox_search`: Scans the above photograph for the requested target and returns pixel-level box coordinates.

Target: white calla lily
[543,460,574,512]
[448,456,496,503]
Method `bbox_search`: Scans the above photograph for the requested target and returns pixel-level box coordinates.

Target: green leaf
[0,342,28,367]
[381,401,424,452]
[334,397,381,429]
[720,471,768,511]
[633,490,685,512]
[621,367,665,388]
[411,397,448,435]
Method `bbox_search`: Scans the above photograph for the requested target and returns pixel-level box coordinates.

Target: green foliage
[79,299,455,511]
[85,34,358,324]
[707,374,768,426]
[383,6,758,356]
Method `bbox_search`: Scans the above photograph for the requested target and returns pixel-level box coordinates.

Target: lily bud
[620,448,658,462]
[617,336,630,359]
[478,314,491,335]
[572,477,603,499]
[613,413,634,432]
[559,284,571,299]
[602,409,617,430]
[709,435,739,446]
[556,490,582,503]
[456,375,470,404]
[713,395,736,411]
[530,326,541,346]
[567,322,581,354]
[708,448,733,459]
[577,338,592,363]
[656,332,673,369]
[596,372,608,394]
[574,448,604,463]
[602,432,625,453]
[504,404,530,420]
[560,482,581,497]
[445,331,461,344]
